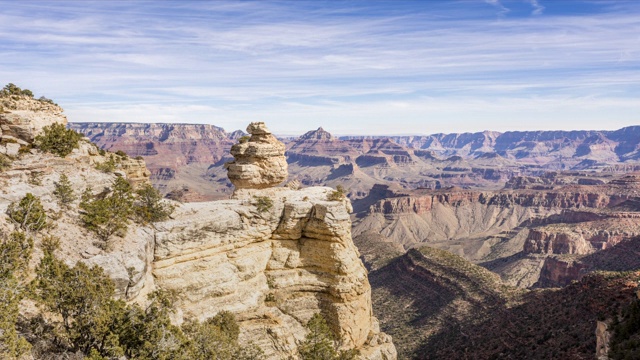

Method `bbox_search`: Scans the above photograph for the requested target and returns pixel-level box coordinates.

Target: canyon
[71,123,640,201]
[1,97,396,359]
[71,121,640,359]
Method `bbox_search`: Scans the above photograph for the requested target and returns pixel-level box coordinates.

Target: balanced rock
[225,122,288,189]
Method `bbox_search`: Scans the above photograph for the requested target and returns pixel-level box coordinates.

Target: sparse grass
[253,196,273,213]
[0,154,11,172]
[95,154,116,173]
[115,150,128,158]
[327,185,346,201]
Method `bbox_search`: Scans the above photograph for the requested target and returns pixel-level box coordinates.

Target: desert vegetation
[299,313,358,360]
[6,193,48,234]
[0,83,57,106]
[35,123,84,158]
[80,177,174,245]
[252,195,274,213]
[327,185,346,201]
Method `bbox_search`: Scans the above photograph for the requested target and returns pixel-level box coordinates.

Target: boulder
[225,122,288,189]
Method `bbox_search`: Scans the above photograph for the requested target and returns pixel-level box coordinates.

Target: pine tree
[53,173,76,208]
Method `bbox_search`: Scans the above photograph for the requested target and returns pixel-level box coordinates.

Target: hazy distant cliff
[71,122,238,200]
[71,123,640,202]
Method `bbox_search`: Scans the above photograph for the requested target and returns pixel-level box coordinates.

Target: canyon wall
[3,107,396,359]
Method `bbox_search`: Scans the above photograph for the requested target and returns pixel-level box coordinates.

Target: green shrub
[0,154,11,172]
[80,177,134,243]
[115,150,128,158]
[0,231,34,358]
[32,239,130,358]
[53,173,76,208]
[182,311,263,360]
[95,154,116,173]
[133,183,174,224]
[299,313,358,360]
[18,144,33,155]
[238,135,250,144]
[0,231,33,279]
[253,196,273,213]
[35,123,83,157]
[6,193,47,233]
[38,96,56,105]
[1,83,21,96]
[327,185,346,201]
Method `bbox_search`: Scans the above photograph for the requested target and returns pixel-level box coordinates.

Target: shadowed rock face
[225,122,288,190]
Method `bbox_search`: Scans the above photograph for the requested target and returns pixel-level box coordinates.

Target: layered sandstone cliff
[153,186,396,358]
[4,110,396,359]
[1,94,67,150]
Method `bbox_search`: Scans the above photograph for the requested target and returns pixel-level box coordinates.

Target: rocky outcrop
[525,230,594,255]
[535,257,589,287]
[596,320,611,360]
[116,156,152,187]
[1,94,67,145]
[150,122,395,358]
[6,111,396,359]
[70,122,236,201]
[153,186,396,359]
[225,122,288,190]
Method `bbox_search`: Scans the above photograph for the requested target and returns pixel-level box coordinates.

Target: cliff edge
[156,122,395,358]
[1,104,395,359]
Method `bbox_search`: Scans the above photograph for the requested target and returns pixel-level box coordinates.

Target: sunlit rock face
[225,122,288,190]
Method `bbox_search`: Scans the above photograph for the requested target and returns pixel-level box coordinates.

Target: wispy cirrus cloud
[0,0,639,134]
[528,0,545,15]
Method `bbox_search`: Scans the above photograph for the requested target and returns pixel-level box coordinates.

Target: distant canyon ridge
[71,121,640,358]
[70,122,640,201]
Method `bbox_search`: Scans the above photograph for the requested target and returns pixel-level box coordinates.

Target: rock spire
[225,122,288,189]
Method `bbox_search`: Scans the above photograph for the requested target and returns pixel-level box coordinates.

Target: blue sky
[1,0,639,135]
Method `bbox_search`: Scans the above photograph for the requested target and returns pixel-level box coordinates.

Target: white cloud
[1,0,639,134]
[528,0,545,15]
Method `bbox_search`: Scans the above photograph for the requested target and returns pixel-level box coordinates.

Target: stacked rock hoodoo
[225,121,288,189]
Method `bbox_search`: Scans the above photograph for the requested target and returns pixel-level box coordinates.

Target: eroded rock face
[0,144,155,301]
[225,122,288,190]
[153,186,396,359]
[0,95,67,143]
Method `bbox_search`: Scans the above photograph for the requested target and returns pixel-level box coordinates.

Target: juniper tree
[6,193,47,233]
[80,177,134,243]
[134,183,174,224]
[35,123,83,158]
[53,173,76,208]
[299,313,358,360]
[0,231,34,358]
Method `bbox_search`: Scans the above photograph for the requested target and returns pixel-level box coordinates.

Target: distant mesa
[225,121,288,190]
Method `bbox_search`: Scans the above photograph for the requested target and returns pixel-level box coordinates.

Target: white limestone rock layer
[153,187,397,359]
